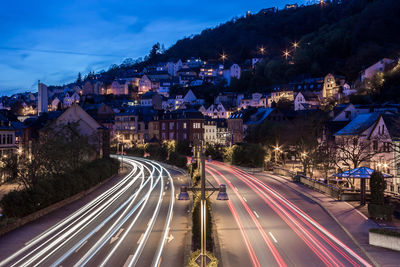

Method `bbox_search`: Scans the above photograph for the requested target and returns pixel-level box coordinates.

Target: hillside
[163,0,400,86]
[74,0,400,97]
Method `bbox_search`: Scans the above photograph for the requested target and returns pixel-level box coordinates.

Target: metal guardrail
[273,167,341,200]
[299,176,341,200]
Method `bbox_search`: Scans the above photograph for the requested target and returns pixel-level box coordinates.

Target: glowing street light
[259,46,266,55]
[283,50,291,60]
[292,41,299,50]
[273,146,281,163]
[220,52,227,63]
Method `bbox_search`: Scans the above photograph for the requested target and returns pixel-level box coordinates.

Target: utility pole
[178,139,228,267]
[200,140,206,267]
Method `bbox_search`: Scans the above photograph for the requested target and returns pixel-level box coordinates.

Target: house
[140,91,162,110]
[240,93,267,109]
[228,108,285,143]
[0,118,17,156]
[204,119,217,144]
[268,90,294,107]
[63,92,80,107]
[361,58,397,82]
[55,104,110,157]
[294,92,321,111]
[382,114,400,194]
[110,80,128,95]
[322,73,345,99]
[203,103,229,119]
[139,75,152,94]
[222,64,241,86]
[158,109,204,142]
[334,113,394,188]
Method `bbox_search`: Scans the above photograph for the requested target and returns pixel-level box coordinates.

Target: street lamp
[274,146,281,163]
[178,140,228,267]
[292,41,299,50]
[283,50,291,60]
[259,46,266,55]
[220,52,227,64]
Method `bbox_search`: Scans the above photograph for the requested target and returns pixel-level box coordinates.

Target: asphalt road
[206,161,373,267]
[0,156,190,267]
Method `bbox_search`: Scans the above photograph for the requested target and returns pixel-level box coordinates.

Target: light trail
[207,166,286,267]
[206,168,261,267]
[0,157,176,267]
[214,162,371,267]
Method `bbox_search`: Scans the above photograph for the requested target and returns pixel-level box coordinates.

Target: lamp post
[178,139,228,267]
[274,146,281,164]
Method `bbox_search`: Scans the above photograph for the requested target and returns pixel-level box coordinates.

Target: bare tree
[335,136,382,188]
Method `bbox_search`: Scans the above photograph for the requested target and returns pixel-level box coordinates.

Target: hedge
[0,158,119,218]
[368,203,393,221]
[192,196,213,252]
[369,228,400,237]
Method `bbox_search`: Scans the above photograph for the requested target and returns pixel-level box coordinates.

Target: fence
[299,176,341,200]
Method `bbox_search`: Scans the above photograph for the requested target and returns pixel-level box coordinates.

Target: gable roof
[334,113,380,136]
[382,114,400,141]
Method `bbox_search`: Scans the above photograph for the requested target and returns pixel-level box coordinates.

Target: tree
[370,171,386,205]
[315,143,337,180]
[76,72,82,84]
[335,136,381,188]
[148,42,161,63]
[16,122,96,189]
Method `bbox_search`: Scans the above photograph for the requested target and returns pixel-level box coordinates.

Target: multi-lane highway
[0,156,188,267]
[206,161,372,267]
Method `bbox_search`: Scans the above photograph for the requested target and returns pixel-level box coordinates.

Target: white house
[267,90,294,107]
[361,58,396,82]
[204,120,217,144]
[138,75,152,94]
[63,92,80,107]
[241,93,267,109]
[294,92,321,111]
[204,103,228,119]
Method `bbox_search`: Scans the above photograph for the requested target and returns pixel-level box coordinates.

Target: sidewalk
[265,172,400,267]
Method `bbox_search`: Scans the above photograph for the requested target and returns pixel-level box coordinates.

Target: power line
[0,46,128,58]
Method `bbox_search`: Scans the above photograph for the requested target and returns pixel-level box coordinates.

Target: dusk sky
[0,0,306,95]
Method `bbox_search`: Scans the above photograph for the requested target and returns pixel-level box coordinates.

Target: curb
[265,173,379,267]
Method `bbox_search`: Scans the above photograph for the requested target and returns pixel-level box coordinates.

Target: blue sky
[0,0,306,95]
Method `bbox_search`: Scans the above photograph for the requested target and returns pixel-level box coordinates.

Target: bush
[370,171,386,205]
[191,196,213,252]
[368,203,393,221]
[145,143,168,161]
[167,151,187,168]
[205,144,223,160]
[369,228,400,237]
[126,145,145,157]
[0,158,119,219]
[229,143,266,168]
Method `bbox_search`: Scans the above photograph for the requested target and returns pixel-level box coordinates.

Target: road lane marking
[163,192,166,196]
[110,228,124,244]
[166,234,174,243]
[243,197,247,202]
[165,186,168,190]
[253,210,259,218]
[234,186,239,191]
[269,232,278,243]
[137,233,144,244]
[75,240,88,253]
[123,255,134,267]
